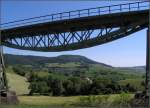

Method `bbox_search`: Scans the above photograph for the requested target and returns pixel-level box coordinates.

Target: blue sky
[1,0,147,67]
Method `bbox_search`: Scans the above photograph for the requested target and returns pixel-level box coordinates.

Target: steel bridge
[0,0,150,105]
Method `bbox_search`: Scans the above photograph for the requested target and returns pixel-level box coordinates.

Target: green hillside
[6,67,29,95]
[4,54,144,76]
[4,54,145,96]
[4,54,102,66]
[118,78,144,91]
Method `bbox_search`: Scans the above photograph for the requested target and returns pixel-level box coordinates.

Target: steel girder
[2,21,147,52]
[1,1,149,52]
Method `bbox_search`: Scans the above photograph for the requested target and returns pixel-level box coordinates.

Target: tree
[125,83,136,92]
[63,77,81,96]
[12,65,26,76]
[91,77,111,95]
[29,82,38,95]
[80,80,91,95]
[27,72,38,82]
[37,81,49,95]
[51,78,64,96]
[29,81,49,95]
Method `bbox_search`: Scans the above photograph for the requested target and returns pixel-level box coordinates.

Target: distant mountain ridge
[4,54,145,73]
[117,66,145,73]
[4,54,111,67]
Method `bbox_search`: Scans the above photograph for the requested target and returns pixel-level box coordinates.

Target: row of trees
[28,72,137,96]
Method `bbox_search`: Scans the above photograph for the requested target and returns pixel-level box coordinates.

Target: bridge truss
[2,23,147,52]
[0,0,150,106]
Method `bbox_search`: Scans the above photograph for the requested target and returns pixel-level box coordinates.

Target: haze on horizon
[1,0,146,67]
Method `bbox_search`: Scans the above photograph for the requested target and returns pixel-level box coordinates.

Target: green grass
[0,105,92,108]
[4,66,136,108]
[0,94,134,108]
[7,72,30,95]
[46,62,81,68]
[118,78,144,91]
[18,94,133,106]
[18,96,78,106]
[0,96,95,108]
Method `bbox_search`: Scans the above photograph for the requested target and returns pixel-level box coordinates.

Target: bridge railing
[1,0,149,29]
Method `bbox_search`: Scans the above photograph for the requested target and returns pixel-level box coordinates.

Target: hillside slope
[4,54,145,95]
[4,54,111,67]
[4,54,145,75]
[118,66,145,73]
[7,71,29,95]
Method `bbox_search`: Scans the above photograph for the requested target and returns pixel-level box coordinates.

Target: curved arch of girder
[1,0,149,52]
[2,22,147,52]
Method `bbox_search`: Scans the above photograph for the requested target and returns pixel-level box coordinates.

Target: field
[1,94,134,108]
[0,96,92,108]
[7,72,30,95]
[19,96,78,106]
[3,65,138,108]
[118,78,144,91]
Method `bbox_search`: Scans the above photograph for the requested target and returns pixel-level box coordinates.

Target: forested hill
[5,54,145,96]
[4,54,145,74]
[4,54,111,67]
[118,66,145,73]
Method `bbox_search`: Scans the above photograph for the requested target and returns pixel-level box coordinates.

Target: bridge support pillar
[146,27,150,108]
[0,38,7,104]
[146,27,150,107]
[0,39,18,104]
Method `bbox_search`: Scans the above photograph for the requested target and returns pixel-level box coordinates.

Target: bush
[112,92,132,107]
[29,81,49,95]
[12,66,26,76]
[78,95,109,107]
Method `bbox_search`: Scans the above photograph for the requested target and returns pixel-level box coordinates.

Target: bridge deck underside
[2,10,149,39]
[1,10,149,52]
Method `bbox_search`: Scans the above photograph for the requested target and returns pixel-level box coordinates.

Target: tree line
[27,72,137,96]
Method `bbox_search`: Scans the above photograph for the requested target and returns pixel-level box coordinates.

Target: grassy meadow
[3,60,143,108]
[7,72,30,95]
[1,94,134,108]
[3,71,135,107]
